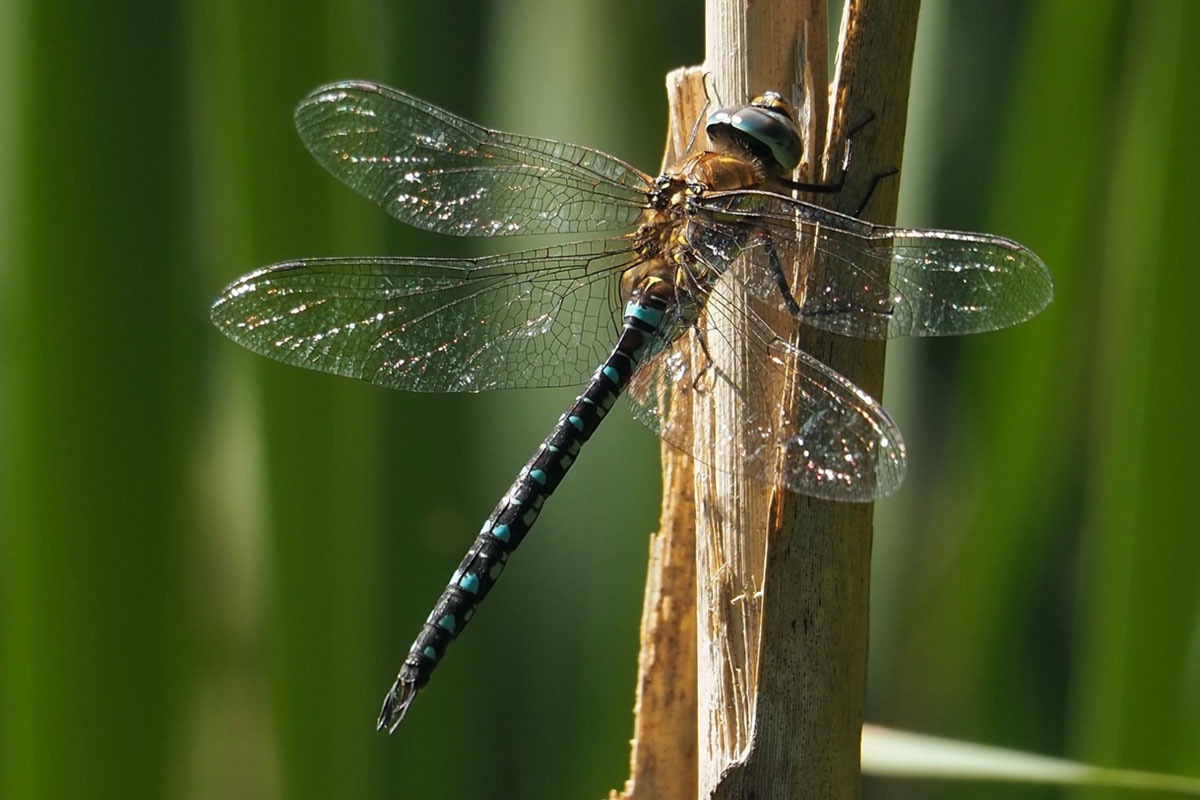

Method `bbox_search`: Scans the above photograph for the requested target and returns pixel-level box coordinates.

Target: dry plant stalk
[616,2,918,798]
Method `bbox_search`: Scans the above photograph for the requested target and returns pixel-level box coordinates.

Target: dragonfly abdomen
[377,289,671,732]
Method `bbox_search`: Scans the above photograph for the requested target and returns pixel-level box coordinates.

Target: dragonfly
[211,81,1053,732]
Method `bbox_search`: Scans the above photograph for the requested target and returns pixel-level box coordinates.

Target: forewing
[694,190,1053,339]
[294,81,652,237]
[211,239,638,392]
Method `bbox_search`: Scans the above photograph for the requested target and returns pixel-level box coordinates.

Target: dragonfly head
[706,92,803,175]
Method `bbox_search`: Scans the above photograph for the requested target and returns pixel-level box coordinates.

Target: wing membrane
[294,81,652,237]
[211,239,638,392]
[694,190,1053,339]
[627,279,906,500]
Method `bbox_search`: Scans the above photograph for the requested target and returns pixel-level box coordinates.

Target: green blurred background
[2,1,1197,798]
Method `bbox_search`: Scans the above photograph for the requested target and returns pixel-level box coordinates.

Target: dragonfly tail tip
[377,679,418,734]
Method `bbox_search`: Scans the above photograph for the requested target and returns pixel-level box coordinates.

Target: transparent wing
[693,190,1053,339]
[626,278,906,501]
[294,81,653,237]
[211,239,639,392]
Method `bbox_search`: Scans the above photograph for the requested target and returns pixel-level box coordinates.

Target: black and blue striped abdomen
[378,292,670,731]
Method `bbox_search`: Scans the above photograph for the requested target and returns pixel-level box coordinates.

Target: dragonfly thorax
[622,147,772,312]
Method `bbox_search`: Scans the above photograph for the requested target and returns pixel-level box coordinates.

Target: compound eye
[706,93,803,172]
[742,109,803,171]
[706,106,734,129]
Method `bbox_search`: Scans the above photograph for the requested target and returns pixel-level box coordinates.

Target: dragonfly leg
[766,237,805,317]
[681,76,717,156]
[779,112,877,195]
[688,323,718,392]
[778,113,898,216]
[850,166,899,217]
